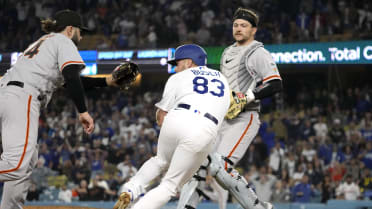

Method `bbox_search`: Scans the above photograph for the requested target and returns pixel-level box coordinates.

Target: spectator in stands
[318,139,333,166]
[58,185,72,203]
[321,175,335,203]
[313,116,328,142]
[329,118,346,145]
[26,182,40,201]
[271,180,291,203]
[361,121,372,141]
[302,142,317,162]
[75,179,89,201]
[283,152,296,177]
[88,173,116,201]
[336,175,361,200]
[361,141,372,169]
[269,141,285,175]
[293,165,305,184]
[291,175,314,203]
[300,119,315,141]
[328,161,346,182]
[117,154,138,183]
[31,158,58,190]
[251,167,277,202]
[87,176,105,201]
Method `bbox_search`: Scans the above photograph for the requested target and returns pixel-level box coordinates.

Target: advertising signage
[267,41,372,64]
[205,40,372,65]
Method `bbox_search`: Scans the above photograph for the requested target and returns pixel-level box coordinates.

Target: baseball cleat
[263,201,274,209]
[113,192,131,209]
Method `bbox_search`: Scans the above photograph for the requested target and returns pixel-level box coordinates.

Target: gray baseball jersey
[4,33,85,105]
[217,40,282,165]
[220,40,281,111]
[0,32,85,209]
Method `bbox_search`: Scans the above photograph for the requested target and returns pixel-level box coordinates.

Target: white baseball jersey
[156,66,230,125]
[120,66,230,209]
[0,32,84,209]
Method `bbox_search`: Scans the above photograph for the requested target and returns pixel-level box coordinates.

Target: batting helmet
[167,44,207,66]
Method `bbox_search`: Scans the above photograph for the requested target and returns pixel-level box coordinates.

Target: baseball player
[113,44,230,209]
[177,8,283,209]
[0,10,138,209]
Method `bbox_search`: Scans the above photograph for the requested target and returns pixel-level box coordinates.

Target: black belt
[7,81,24,88]
[177,103,218,125]
[7,81,44,101]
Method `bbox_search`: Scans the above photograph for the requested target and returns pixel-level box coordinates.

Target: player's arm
[251,79,283,100]
[155,75,177,126]
[79,76,110,91]
[62,65,94,134]
[156,108,167,127]
[80,62,139,91]
[62,65,88,113]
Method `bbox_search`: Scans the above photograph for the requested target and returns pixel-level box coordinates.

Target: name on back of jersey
[190,69,221,77]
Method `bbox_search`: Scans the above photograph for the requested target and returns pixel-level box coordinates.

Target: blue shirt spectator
[292,175,313,203]
[318,142,333,165]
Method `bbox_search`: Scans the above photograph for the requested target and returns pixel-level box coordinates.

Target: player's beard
[71,31,80,46]
[234,33,252,45]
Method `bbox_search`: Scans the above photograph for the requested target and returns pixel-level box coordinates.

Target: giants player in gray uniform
[113,44,230,209]
[0,10,120,209]
[177,8,282,209]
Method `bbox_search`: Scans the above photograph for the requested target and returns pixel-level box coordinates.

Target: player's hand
[245,89,255,104]
[79,112,94,134]
[225,91,248,120]
[156,109,167,127]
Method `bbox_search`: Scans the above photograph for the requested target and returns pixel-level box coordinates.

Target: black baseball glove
[111,61,139,90]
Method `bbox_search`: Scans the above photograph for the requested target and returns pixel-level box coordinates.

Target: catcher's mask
[167,44,207,66]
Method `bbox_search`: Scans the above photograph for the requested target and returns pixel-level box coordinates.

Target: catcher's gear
[209,153,269,209]
[225,91,248,120]
[113,192,131,209]
[112,61,139,90]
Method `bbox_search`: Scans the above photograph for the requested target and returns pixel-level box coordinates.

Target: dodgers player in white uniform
[113,44,230,209]
[177,8,283,209]
[0,10,120,209]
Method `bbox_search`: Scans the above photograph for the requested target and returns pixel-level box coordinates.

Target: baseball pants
[129,109,218,209]
[0,84,40,209]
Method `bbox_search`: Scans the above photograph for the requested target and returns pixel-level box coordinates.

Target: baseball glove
[113,192,131,209]
[112,61,139,90]
[225,91,248,120]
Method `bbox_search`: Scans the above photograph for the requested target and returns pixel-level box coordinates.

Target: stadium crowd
[1,0,372,206]
[0,0,372,51]
[0,82,369,204]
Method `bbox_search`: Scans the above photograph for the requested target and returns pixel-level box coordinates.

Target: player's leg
[212,111,272,209]
[217,111,260,166]
[210,178,229,209]
[0,146,38,209]
[132,142,212,209]
[209,152,272,209]
[177,112,260,209]
[118,125,178,205]
[132,111,216,209]
[0,90,39,182]
[177,158,210,209]
[118,155,169,202]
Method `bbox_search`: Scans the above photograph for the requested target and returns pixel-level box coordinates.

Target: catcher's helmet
[168,44,207,66]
